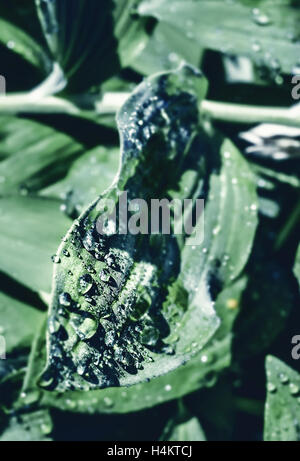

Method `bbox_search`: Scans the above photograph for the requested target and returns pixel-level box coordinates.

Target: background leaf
[264,356,300,441]
[0,196,71,292]
[35,0,149,92]
[138,0,300,76]
[0,292,43,354]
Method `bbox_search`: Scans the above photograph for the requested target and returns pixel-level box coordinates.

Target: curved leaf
[264,356,300,441]
[41,65,257,393]
[35,0,149,92]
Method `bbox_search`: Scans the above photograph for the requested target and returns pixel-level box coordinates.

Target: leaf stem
[0,91,299,129]
[201,100,300,128]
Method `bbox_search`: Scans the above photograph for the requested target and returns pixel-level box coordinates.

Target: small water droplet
[7,40,15,49]
[289,383,300,396]
[51,255,61,264]
[103,397,114,408]
[267,382,277,393]
[59,292,72,308]
[252,9,272,26]
[164,384,172,392]
[279,373,289,385]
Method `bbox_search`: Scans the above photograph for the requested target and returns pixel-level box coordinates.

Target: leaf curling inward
[40,65,257,392]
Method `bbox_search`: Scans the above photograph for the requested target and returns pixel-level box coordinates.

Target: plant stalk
[0,92,299,129]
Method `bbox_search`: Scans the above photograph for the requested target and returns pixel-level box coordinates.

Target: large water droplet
[78,274,93,294]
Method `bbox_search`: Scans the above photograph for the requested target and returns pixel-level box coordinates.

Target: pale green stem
[0,92,299,129]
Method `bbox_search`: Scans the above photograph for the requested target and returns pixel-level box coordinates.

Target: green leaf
[35,0,149,92]
[41,146,120,214]
[0,18,49,73]
[22,276,244,414]
[138,0,300,75]
[40,65,257,393]
[264,356,300,441]
[132,22,203,76]
[0,410,52,441]
[234,260,294,358]
[160,402,206,441]
[0,196,71,292]
[0,116,83,195]
[0,292,43,354]
[294,244,300,288]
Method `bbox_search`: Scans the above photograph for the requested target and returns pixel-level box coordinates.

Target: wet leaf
[41,65,257,392]
[132,21,202,76]
[138,0,300,76]
[264,356,300,441]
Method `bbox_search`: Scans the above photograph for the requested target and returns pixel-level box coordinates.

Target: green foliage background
[0,0,299,441]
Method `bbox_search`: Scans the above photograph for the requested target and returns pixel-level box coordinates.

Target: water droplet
[289,383,300,396]
[267,382,277,393]
[139,324,159,346]
[51,255,61,264]
[72,314,98,340]
[78,274,93,294]
[252,9,272,26]
[164,384,172,392]
[7,40,15,49]
[103,397,114,408]
[279,373,289,385]
[59,292,72,308]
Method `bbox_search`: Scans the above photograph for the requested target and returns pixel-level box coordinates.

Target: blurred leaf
[41,146,120,214]
[0,116,83,194]
[0,410,52,441]
[0,292,43,354]
[132,22,202,75]
[160,402,206,441]
[0,17,49,73]
[138,0,300,75]
[35,0,149,92]
[0,196,71,292]
[294,244,300,288]
[234,260,294,358]
[264,356,300,441]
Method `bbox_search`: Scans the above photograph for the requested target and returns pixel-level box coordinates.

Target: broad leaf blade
[0,292,43,354]
[264,356,300,441]
[0,116,83,195]
[41,146,120,214]
[138,0,300,75]
[0,197,71,292]
[0,18,49,73]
